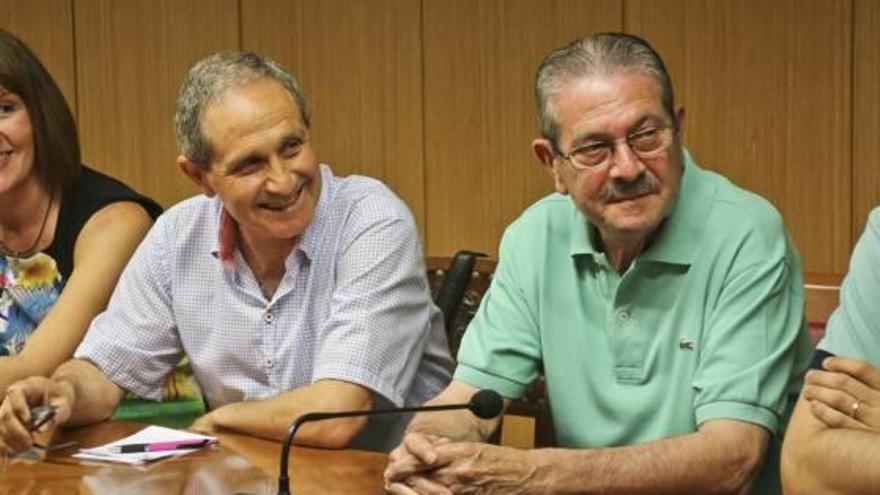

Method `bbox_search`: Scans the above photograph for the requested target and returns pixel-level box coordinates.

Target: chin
[603,212,665,236]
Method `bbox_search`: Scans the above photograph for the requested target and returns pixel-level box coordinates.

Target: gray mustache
[599,173,660,202]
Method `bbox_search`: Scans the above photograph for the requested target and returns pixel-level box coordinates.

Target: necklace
[0,189,55,259]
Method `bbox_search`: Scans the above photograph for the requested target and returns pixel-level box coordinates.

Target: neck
[0,177,56,256]
[599,230,648,273]
[0,175,48,229]
[237,229,296,298]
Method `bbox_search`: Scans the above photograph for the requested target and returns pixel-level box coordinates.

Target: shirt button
[617,310,630,322]
[264,312,274,324]
[266,358,274,368]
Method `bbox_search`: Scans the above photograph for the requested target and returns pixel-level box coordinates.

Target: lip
[260,182,306,211]
[607,192,652,204]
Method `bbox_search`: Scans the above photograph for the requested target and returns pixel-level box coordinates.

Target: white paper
[73,425,217,465]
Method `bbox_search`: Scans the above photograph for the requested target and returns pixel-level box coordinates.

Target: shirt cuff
[695,400,781,435]
[312,362,404,408]
[454,364,530,400]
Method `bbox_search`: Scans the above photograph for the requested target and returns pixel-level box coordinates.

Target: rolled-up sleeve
[311,198,449,406]
[454,227,542,400]
[693,229,809,434]
[75,215,182,400]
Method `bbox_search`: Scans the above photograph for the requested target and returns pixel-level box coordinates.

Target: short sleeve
[818,208,880,368]
[454,226,542,400]
[692,230,809,435]
[311,200,446,407]
[74,216,183,400]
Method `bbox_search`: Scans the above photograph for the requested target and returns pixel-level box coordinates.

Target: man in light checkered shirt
[0,52,453,453]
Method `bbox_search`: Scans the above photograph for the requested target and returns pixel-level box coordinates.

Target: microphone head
[468,389,504,419]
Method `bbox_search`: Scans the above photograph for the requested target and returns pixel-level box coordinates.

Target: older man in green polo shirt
[384,32,810,495]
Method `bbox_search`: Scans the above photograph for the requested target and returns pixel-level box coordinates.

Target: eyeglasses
[556,125,676,171]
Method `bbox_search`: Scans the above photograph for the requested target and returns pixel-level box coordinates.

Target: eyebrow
[571,115,664,146]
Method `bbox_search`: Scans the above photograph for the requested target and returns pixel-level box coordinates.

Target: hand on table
[190,408,223,434]
[0,376,74,453]
[385,433,544,495]
[803,356,880,431]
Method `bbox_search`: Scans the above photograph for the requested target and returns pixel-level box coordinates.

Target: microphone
[276,389,503,495]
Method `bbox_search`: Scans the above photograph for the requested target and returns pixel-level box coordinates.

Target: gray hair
[174,51,311,168]
[535,32,675,148]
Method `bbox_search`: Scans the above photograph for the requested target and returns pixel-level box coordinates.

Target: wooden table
[0,422,387,494]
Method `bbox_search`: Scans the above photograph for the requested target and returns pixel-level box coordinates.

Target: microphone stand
[277,390,504,495]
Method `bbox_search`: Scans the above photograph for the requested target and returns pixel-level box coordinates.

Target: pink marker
[110,438,214,453]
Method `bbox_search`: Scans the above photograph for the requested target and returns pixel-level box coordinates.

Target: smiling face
[0,87,36,197]
[179,79,321,253]
[535,71,684,244]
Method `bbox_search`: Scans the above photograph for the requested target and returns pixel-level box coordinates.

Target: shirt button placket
[263,309,275,377]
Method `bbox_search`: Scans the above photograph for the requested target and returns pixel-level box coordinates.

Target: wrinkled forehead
[551,72,668,141]
[201,80,303,155]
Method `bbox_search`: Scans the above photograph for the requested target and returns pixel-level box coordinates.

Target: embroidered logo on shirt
[678,338,696,350]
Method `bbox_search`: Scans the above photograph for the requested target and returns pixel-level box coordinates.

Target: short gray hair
[535,32,675,148]
[174,51,311,168]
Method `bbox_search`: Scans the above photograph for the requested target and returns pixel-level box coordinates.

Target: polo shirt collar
[567,148,712,266]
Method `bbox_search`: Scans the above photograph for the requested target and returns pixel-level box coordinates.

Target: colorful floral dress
[0,166,162,356]
[0,252,63,355]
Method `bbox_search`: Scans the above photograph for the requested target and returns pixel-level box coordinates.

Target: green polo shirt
[455,151,811,494]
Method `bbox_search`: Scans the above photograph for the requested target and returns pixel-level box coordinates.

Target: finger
[405,475,454,495]
[802,384,859,417]
[385,452,438,482]
[805,370,873,404]
[4,387,35,426]
[46,383,75,427]
[809,399,870,430]
[404,433,443,466]
[0,399,35,453]
[189,419,210,433]
[385,482,423,495]
[823,357,880,390]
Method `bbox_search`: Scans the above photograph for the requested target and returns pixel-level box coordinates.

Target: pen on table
[110,438,214,454]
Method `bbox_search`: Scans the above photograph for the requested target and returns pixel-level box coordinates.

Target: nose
[264,156,296,195]
[607,141,645,182]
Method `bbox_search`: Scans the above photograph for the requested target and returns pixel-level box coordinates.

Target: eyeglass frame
[553,122,679,171]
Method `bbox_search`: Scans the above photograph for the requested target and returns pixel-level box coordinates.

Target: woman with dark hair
[0,29,162,391]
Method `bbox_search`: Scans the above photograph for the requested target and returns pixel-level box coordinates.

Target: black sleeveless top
[46,166,163,280]
[0,166,161,355]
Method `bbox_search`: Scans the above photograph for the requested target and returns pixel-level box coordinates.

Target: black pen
[109,438,213,453]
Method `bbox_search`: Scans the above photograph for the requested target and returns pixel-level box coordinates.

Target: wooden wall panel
[74,0,239,208]
[854,0,880,241]
[626,0,853,275]
[423,0,622,257]
[240,0,426,235]
[0,0,76,118]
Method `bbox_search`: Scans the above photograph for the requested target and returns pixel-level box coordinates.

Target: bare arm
[523,420,766,495]
[191,379,374,448]
[0,202,153,390]
[781,358,880,495]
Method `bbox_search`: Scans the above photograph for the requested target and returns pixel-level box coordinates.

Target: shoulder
[502,193,574,248]
[863,207,880,245]
[697,166,788,250]
[322,165,416,228]
[67,166,163,220]
[152,195,218,236]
